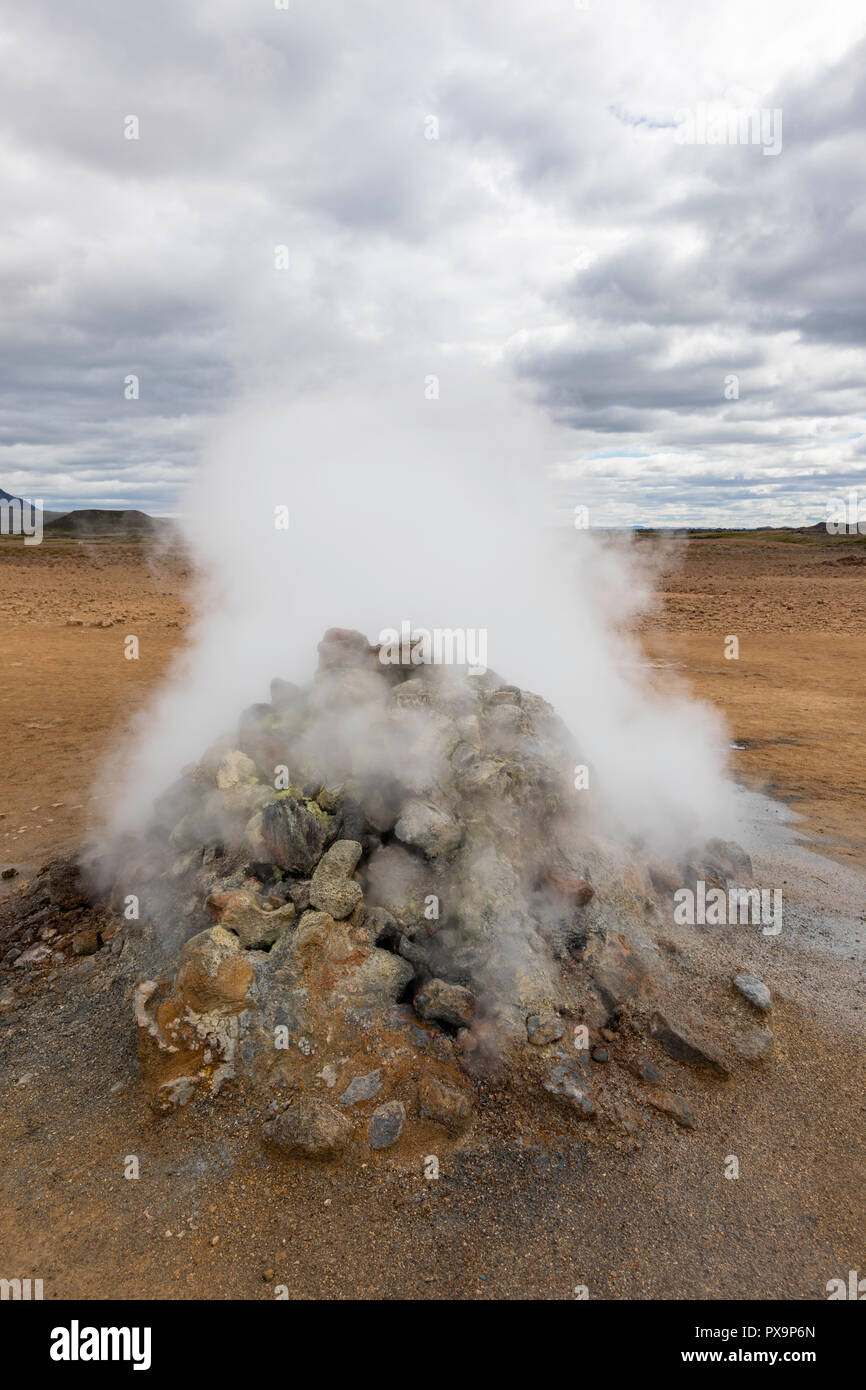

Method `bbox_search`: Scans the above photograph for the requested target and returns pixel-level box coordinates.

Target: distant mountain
[42,508,159,538]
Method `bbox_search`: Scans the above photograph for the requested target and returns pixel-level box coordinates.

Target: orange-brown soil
[0,528,863,1300]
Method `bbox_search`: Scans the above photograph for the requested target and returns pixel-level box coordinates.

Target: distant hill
[42,509,159,538]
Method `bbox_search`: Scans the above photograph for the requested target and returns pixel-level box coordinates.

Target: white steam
[104,370,737,856]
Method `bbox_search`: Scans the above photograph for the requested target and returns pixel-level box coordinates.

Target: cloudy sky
[1,0,864,525]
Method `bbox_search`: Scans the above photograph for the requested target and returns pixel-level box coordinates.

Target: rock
[49,860,88,910]
[543,1062,595,1118]
[394,799,463,858]
[366,905,399,946]
[205,890,295,950]
[338,1070,382,1105]
[72,929,100,956]
[262,1098,352,1159]
[14,943,52,968]
[288,879,312,914]
[706,838,753,881]
[646,858,683,897]
[650,1011,729,1078]
[418,1074,472,1134]
[526,1013,564,1046]
[270,677,304,710]
[216,749,259,791]
[414,978,476,1028]
[645,1088,696,1128]
[1,866,17,880]
[317,628,375,671]
[309,840,363,919]
[261,797,331,876]
[273,911,414,1009]
[450,745,514,798]
[733,1028,774,1063]
[540,867,595,906]
[591,1046,610,1063]
[733,972,771,1013]
[369,1100,406,1149]
[340,949,414,1005]
[316,784,343,814]
[176,926,254,1014]
[628,1054,663,1085]
[592,934,649,1015]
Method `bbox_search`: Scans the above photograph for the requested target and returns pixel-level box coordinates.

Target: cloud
[1,0,864,521]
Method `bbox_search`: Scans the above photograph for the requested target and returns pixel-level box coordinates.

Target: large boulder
[206,890,295,950]
[176,926,254,1014]
[261,797,333,875]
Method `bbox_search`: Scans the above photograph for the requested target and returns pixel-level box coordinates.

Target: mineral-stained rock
[153,1077,197,1113]
[394,799,463,858]
[369,1100,406,1149]
[216,749,259,791]
[339,949,414,1005]
[72,929,100,957]
[592,934,649,1015]
[338,1070,382,1105]
[733,972,772,1013]
[650,1011,729,1078]
[644,1087,696,1128]
[261,797,331,875]
[49,860,88,910]
[309,839,363,919]
[543,1062,595,1118]
[206,890,295,950]
[540,867,595,906]
[526,1013,564,1046]
[418,1074,472,1134]
[262,1098,353,1159]
[414,978,475,1028]
[272,910,413,1008]
[176,926,254,1014]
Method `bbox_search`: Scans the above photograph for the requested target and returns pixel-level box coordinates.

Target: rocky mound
[92,628,766,1161]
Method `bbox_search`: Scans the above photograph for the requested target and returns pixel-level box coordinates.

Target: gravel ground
[0,790,863,1301]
